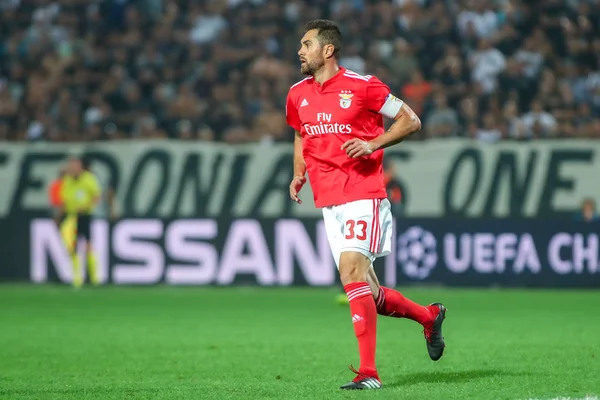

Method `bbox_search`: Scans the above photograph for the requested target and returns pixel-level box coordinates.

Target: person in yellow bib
[60,156,101,288]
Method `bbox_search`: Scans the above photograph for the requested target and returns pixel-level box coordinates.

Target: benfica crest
[339,90,354,109]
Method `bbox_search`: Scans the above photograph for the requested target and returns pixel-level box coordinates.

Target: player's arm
[90,177,101,205]
[290,130,306,204]
[82,175,101,211]
[293,130,306,178]
[286,91,306,204]
[56,180,67,224]
[49,181,63,225]
[342,78,421,158]
[370,101,421,150]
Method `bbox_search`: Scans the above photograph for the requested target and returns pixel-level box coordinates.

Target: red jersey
[286,68,403,208]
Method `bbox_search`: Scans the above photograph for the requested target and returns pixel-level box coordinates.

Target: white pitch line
[524,396,598,400]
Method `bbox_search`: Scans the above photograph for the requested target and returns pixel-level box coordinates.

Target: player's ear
[324,44,334,59]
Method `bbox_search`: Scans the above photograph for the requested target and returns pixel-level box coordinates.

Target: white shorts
[322,198,393,269]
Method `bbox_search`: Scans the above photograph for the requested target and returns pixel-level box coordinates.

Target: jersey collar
[314,66,346,90]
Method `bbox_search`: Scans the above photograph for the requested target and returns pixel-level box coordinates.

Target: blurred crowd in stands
[0,0,599,143]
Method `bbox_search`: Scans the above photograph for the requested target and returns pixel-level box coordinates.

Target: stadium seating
[0,0,598,142]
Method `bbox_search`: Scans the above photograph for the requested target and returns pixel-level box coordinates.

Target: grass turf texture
[0,285,599,400]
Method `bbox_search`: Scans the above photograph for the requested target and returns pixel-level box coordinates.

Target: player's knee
[338,251,370,285]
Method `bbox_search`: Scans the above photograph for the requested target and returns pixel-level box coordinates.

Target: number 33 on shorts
[323,198,394,265]
[345,219,368,240]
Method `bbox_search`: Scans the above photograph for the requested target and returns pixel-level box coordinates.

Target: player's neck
[314,63,340,85]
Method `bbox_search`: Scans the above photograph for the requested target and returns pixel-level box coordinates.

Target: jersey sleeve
[365,77,404,119]
[87,174,101,198]
[285,91,301,131]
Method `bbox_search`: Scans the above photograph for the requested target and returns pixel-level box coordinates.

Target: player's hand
[341,139,375,158]
[289,175,306,204]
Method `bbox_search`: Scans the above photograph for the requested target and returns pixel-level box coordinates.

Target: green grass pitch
[0,285,599,400]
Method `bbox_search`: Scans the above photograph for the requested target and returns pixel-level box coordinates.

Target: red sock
[344,282,378,378]
[375,286,434,327]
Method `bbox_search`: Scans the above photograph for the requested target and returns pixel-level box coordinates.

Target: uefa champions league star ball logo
[397,226,438,280]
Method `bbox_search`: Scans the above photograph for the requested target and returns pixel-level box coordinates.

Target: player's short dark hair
[305,19,342,58]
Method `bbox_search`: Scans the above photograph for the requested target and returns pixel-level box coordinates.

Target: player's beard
[301,56,325,76]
